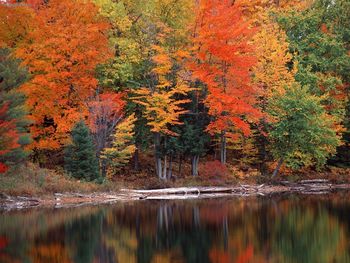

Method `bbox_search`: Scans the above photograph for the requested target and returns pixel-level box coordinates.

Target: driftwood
[2,180,350,210]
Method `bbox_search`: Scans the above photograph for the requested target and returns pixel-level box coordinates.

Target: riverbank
[2,180,350,210]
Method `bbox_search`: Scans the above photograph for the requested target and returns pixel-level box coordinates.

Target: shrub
[199,160,229,178]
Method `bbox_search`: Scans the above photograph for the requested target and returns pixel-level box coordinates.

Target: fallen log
[300,179,329,184]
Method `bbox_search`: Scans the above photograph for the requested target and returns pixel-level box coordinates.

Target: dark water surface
[1,193,350,263]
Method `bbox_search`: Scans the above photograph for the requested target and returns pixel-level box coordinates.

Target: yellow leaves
[252,19,295,98]
[133,87,190,135]
[101,113,136,176]
[132,41,192,135]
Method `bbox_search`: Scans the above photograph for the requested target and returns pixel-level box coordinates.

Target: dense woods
[0,0,349,183]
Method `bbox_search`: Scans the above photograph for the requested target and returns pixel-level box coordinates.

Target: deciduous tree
[269,84,341,177]
[0,2,35,49]
[190,0,261,164]
[133,44,192,179]
[277,0,350,166]
[88,92,125,157]
[101,113,136,177]
[15,0,111,149]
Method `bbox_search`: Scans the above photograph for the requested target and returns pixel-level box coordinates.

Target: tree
[190,0,262,164]
[101,113,136,178]
[277,0,350,166]
[180,121,209,177]
[168,87,210,177]
[0,103,19,173]
[269,84,341,177]
[92,0,142,91]
[133,44,192,179]
[0,48,31,172]
[251,13,296,174]
[64,120,100,181]
[88,92,125,157]
[15,0,111,150]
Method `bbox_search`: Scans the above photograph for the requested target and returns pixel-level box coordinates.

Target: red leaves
[199,160,229,178]
[191,0,261,137]
[0,163,8,173]
[88,92,125,133]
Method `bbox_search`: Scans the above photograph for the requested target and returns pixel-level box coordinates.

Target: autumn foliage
[199,160,229,179]
[190,0,261,138]
[15,0,111,149]
[0,0,348,178]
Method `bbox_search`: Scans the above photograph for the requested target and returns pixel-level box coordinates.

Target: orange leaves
[14,0,111,149]
[191,0,261,136]
[0,3,35,48]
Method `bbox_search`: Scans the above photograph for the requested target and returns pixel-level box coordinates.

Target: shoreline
[1,179,350,210]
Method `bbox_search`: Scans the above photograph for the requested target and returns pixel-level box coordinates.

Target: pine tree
[64,120,100,181]
[0,48,31,171]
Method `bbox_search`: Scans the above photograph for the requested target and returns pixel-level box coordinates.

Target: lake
[1,192,350,263]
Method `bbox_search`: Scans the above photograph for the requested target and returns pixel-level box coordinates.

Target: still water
[1,193,350,263]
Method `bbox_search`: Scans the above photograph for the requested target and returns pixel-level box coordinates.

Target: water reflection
[1,194,350,263]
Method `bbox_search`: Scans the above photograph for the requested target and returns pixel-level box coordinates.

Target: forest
[0,0,349,190]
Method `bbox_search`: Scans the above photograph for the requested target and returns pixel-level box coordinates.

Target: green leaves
[0,48,31,168]
[269,84,341,170]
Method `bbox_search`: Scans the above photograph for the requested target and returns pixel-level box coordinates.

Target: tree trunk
[100,159,107,178]
[257,120,268,176]
[191,155,199,176]
[162,137,167,180]
[167,154,173,179]
[134,147,139,171]
[163,154,167,180]
[220,131,227,164]
[154,133,163,179]
[178,155,183,176]
[272,158,283,178]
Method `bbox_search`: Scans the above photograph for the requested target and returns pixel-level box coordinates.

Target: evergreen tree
[64,120,100,181]
[0,48,31,170]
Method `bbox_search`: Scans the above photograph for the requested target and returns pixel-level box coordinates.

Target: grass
[1,158,349,197]
[0,163,122,196]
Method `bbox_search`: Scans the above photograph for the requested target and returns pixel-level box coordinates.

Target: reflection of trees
[2,194,350,263]
[30,243,71,263]
[148,203,212,263]
[65,211,103,263]
[0,207,99,263]
[102,210,138,263]
[273,207,350,263]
